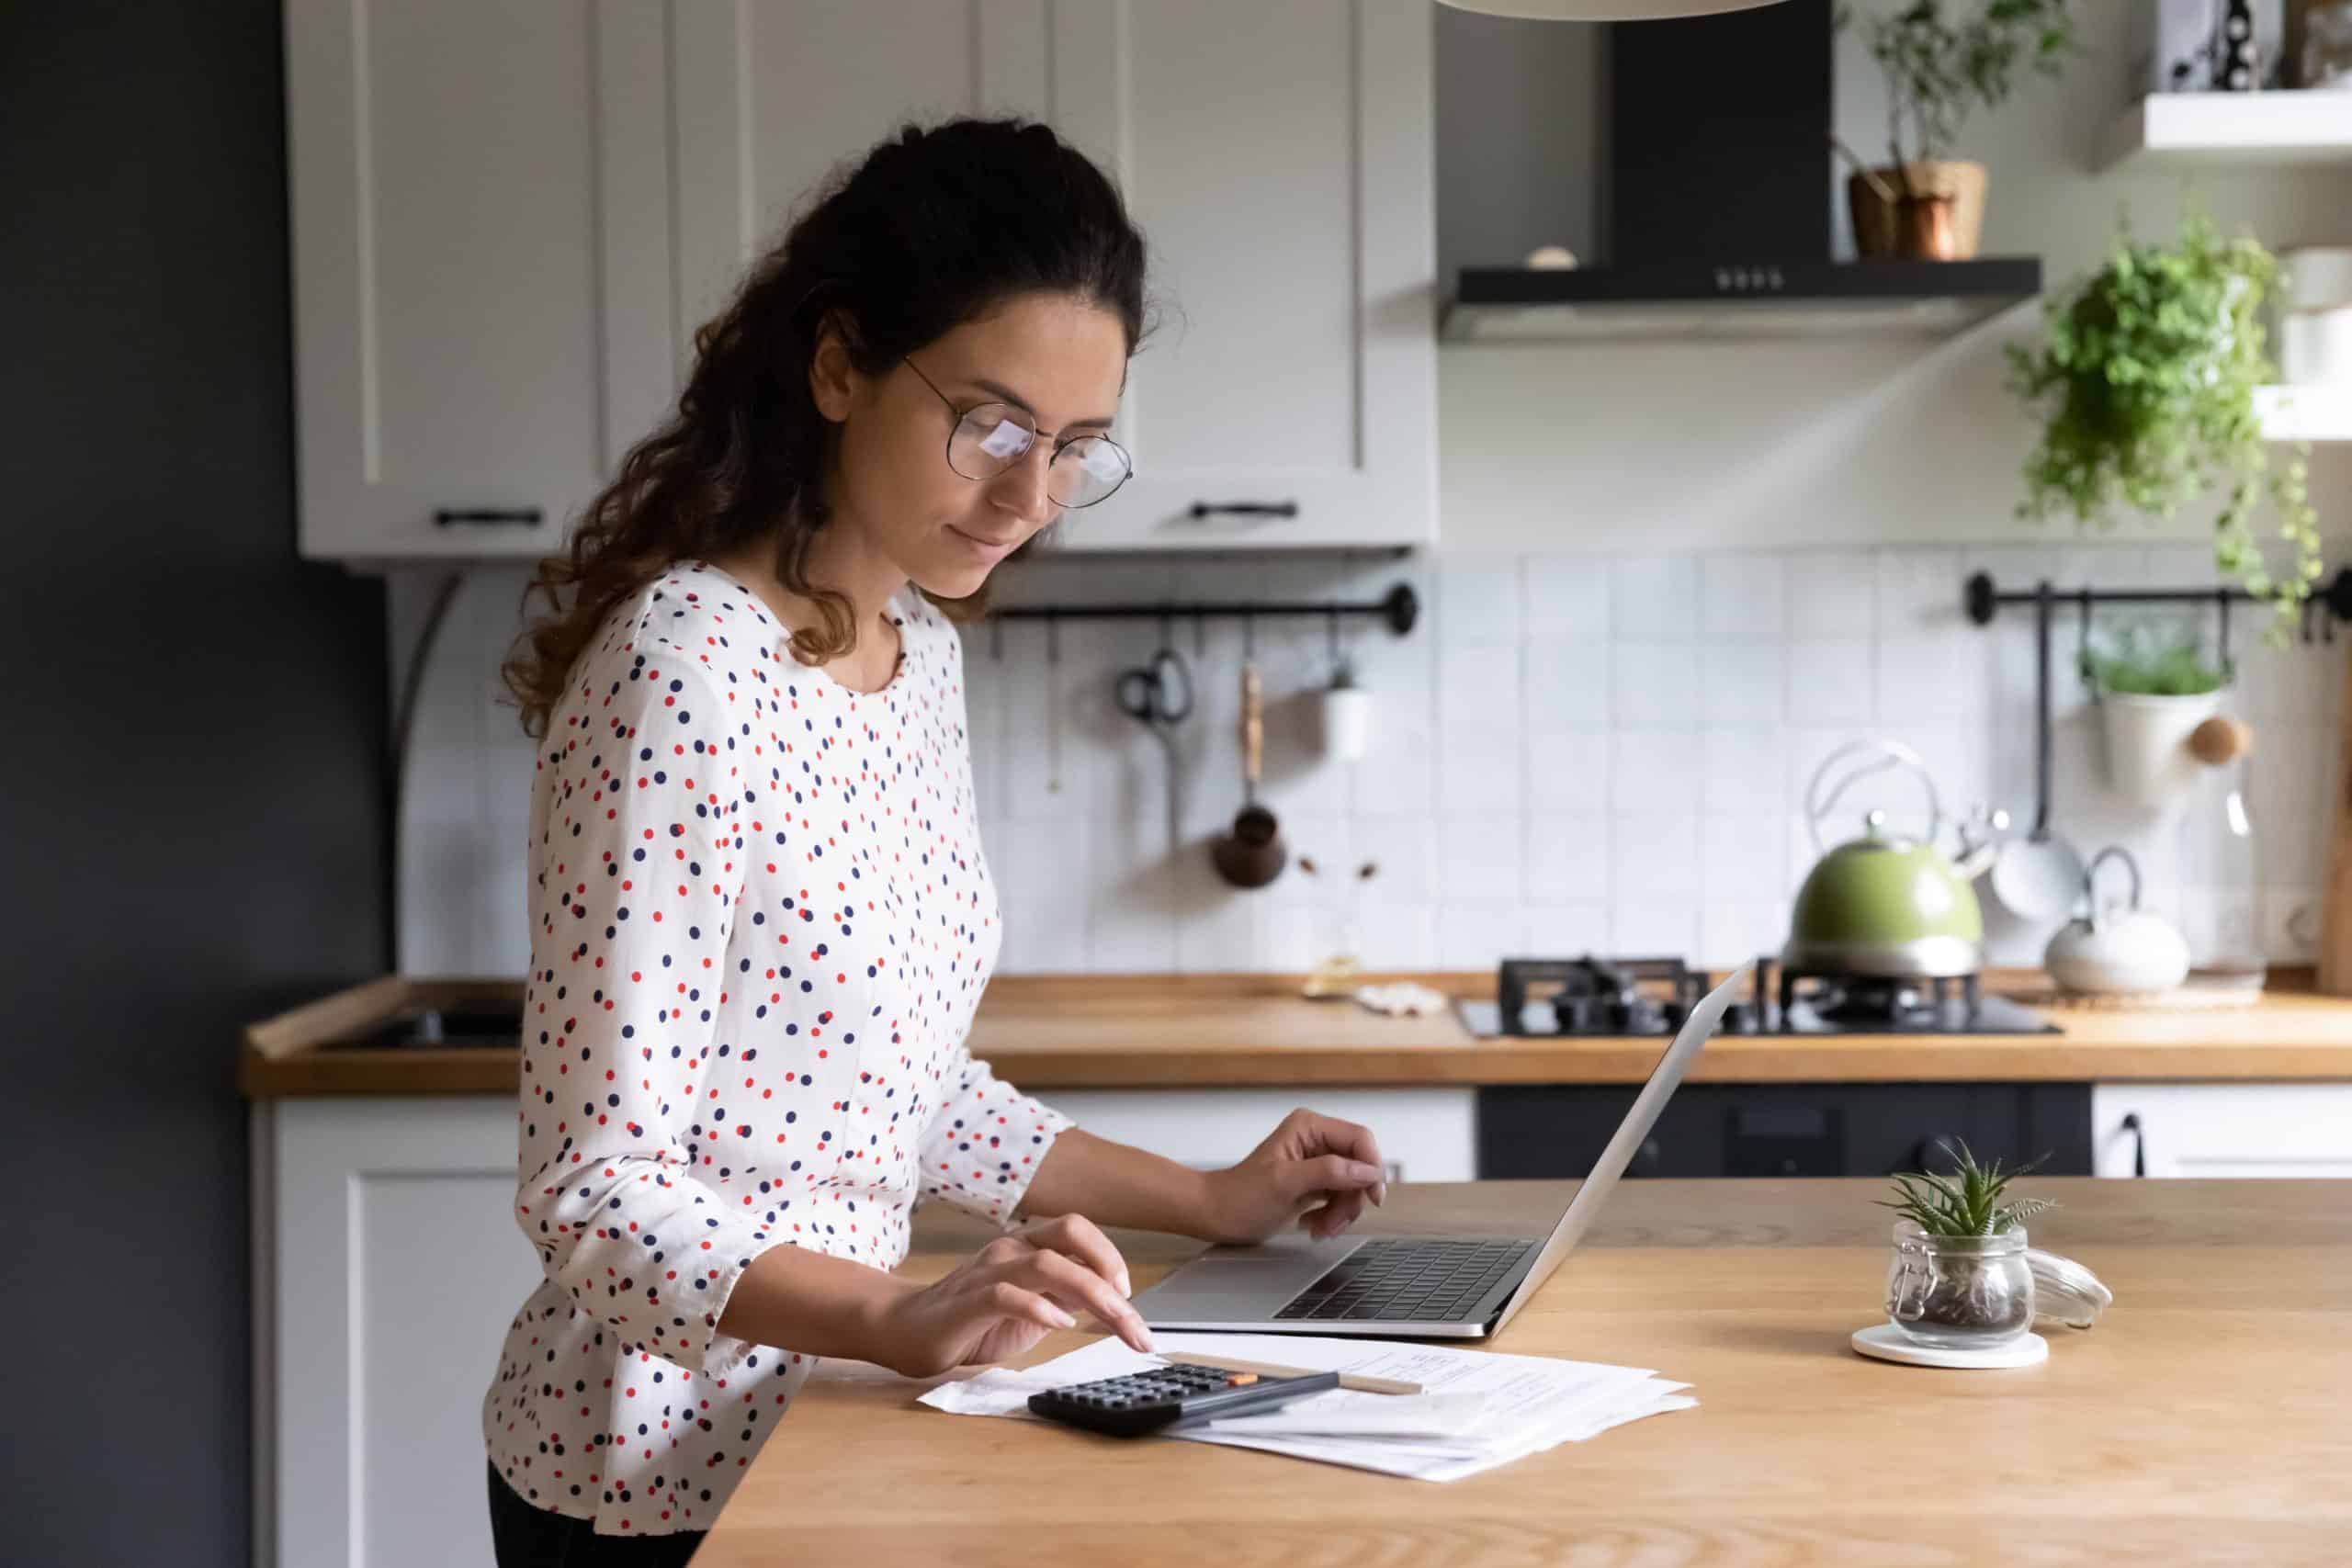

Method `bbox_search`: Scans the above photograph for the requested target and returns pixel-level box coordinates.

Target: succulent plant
[1879,1138,2057,1237]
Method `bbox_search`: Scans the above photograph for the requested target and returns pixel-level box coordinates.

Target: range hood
[1441,0,2041,342]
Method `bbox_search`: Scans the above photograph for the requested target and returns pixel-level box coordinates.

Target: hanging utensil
[1116,618,1194,857]
[1212,619,1287,888]
[1986,584,2087,923]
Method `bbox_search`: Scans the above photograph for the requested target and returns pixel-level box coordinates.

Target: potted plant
[2009,209,2326,636]
[1878,1139,2054,1348]
[2078,620,2233,809]
[1833,0,2079,259]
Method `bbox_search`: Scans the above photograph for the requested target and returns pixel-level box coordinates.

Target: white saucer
[1850,1322,2049,1369]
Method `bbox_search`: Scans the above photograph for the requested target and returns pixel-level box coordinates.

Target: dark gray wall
[1,4,391,1563]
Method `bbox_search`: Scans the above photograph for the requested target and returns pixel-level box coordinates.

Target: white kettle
[2042,845,2191,996]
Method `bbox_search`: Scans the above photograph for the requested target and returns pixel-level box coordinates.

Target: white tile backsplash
[1521,555,1611,641]
[1701,553,1786,643]
[1786,639,1876,724]
[1611,554,1700,642]
[1701,639,1787,724]
[400,545,2341,976]
[1611,640,1700,718]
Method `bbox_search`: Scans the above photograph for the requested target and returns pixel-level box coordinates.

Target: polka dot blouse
[481,558,1074,1537]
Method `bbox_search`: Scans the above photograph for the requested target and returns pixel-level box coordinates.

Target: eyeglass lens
[949,404,1130,508]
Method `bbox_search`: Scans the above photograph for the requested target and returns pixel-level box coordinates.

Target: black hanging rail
[1966,568,2352,648]
[986,581,1419,637]
[1964,568,2352,851]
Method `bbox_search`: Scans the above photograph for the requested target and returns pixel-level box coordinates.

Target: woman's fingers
[983,1241,1148,1354]
[1010,1250,1155,1353]
[985,1279,1078,1332]
[1283,1151,1385,1201]
[1016,1213,1134,1298]
[1287,1111,1385,1181]
[1298,1187,1369,1239]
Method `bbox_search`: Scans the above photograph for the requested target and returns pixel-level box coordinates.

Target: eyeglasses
[901,355,1133,509]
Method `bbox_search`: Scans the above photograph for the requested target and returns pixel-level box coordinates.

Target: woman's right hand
[869,1213,1154,1378]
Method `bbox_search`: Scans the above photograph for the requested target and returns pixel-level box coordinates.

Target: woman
[485,117,1388,1563]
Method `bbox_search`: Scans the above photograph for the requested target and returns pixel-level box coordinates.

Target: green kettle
[1784,739,1995,979]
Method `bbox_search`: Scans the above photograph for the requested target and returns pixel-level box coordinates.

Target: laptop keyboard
[1271,1238,1538,1323]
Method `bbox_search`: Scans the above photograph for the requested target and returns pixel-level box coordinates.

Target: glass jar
[1884,1222,2037,1349]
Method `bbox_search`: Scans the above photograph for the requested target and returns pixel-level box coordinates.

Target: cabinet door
[1044,1,1435,551]
[285,0,664,562]
[1037,1088,1476,1183]
[260,1097,537,1568]
[668,1,1436,554]
[669,1,1056,364]
[2092,1083,2352,1178]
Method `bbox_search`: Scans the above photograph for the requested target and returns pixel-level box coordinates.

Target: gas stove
[1462,954,2059,1038]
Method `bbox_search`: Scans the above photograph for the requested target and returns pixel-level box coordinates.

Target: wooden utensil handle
[1241,664,1263,785]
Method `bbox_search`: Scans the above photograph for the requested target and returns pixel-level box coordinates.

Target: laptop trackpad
[1133,1236,1358,1318]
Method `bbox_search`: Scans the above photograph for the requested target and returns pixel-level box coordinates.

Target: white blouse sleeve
[915,1043,1076,1230]
[510,650,779,1379]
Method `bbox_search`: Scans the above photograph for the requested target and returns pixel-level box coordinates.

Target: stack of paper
[917,1332,1694,1482]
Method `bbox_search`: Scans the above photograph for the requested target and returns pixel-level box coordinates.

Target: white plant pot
[1317,685,1374,762]
[2098,689,2226,810]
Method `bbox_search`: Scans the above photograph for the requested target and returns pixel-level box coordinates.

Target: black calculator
[1026,1361,1341,1438]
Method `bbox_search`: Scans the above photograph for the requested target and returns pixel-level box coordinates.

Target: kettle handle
[1804,739,1944,858]
[2080,844,2143,931]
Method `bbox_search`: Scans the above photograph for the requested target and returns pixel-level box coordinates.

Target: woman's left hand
[1199,1109,1387,1246]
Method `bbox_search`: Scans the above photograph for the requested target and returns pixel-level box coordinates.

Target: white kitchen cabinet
[253,1096,533,1568]
[283,0,679,564]
[1029,0,1438,551]
[290,1,1434,563]
[1039,1088,1476,1184]
[2091,1083,2352,1178]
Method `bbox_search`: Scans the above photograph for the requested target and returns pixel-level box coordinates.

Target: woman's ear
[808,310,862,422]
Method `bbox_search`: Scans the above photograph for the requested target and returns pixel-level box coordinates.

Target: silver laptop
[1132,962,1749,1339]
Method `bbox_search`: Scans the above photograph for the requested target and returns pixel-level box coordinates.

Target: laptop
[1131,962,1750,1339]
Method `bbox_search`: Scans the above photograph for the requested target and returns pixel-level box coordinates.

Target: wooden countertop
[695,1178,2352,1567]
[238,969,2352,1098]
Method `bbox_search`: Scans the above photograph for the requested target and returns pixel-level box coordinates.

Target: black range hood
[1442,0,2041,342]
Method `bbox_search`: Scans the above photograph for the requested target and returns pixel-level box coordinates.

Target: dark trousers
[487,1460,707,1566]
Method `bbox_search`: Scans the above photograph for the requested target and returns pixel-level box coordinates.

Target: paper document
[917,1332,1694,1482]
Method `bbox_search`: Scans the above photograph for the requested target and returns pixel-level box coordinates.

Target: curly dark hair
[501,116,1149,739]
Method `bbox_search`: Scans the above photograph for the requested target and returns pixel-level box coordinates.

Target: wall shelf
[2256,384,2352,443]
[2098,92,2352,173]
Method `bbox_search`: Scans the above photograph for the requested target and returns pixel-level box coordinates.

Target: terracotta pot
[1849,160,1987,261]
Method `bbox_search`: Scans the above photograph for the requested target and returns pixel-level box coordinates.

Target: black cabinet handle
[434,506,544,528]
[1186,500,1298,521]
[2120,1112,2147,1178]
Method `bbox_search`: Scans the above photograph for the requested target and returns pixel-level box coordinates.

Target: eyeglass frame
[899,355,1133,509]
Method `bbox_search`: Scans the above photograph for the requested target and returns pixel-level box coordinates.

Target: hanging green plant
[2007,209,2323,639]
